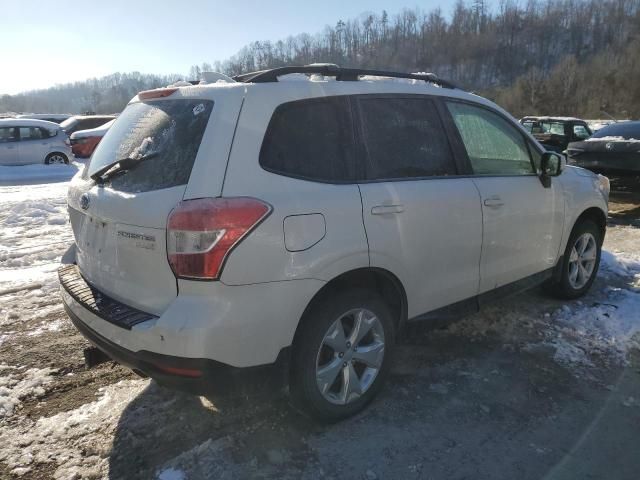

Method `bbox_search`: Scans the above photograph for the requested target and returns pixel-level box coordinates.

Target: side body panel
[557,166,609,251]
[0,136,19,165]
[472,175,565,292]
[359,179,482,318]
[18,132,46,164]
[218,84,370,286]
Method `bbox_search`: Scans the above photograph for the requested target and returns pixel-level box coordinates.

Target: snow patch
[0,365,55,417]
[0,162,83,186]
[601,250,640,278]
[0,379,148,478]
[548,287,640,367]
[585,136,640,142]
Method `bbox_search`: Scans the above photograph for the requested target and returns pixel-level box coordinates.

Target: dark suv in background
[520,116,592,152]
[60,115,116,136]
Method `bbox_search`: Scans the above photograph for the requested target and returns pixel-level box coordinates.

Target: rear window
[59,118,77,133]
[79,118,113,130]
[259,97,356,183]
[87,100,214,193]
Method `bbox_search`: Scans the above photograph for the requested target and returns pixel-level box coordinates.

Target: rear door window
[0,127,18,142]
[88,99,214,193]
[19,127,44,141]
[260,97,356,182]
[357,96,456,180]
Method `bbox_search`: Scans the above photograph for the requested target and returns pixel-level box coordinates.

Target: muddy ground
[0,178,639,480]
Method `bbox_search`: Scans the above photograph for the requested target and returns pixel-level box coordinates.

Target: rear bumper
[58,244,323,393]
[64,302,289,396]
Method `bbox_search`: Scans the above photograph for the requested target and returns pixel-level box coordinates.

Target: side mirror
[540,151,563,187]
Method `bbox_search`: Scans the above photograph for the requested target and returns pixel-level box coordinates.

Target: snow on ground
[0,161,83,187]
[548,232,640,367]
[0,180,74,344]
[0,380,148,478]
[0,167,639,477]
[0,172,78,423]
[0,364,55,418]
[444,226,640,371]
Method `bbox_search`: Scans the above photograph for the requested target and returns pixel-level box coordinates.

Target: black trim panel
[58,264,156,330]
[407,266,556,325]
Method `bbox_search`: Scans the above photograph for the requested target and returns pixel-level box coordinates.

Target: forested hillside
[2,0,639,118]
[0,72,181,116]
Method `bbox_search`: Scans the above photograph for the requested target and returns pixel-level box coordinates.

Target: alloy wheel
[48,154,66,164]
[315,308,385,405]
[568,232,597,289]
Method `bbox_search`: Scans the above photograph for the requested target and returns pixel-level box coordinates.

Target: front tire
[290,289,395,422]
[552,220,602,299]
[45,152,69,165]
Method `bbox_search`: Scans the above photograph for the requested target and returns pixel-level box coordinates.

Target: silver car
[0,118,73,166]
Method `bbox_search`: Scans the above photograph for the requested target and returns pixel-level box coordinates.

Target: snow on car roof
[70,119,115,139]
[521,116,584,122]
[585,136,640,142]
[0,118,61,128]
[15,113,71,120]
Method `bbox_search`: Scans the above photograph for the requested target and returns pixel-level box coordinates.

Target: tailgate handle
[371,204,404,215]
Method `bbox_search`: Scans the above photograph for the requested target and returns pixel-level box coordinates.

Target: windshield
[523,120,565,135]
[87,99,214,193]
[591,121,640,139]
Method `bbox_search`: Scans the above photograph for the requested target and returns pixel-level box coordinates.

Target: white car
[60,65,609,421]
[0,118,72,166]
[14,113,72,124]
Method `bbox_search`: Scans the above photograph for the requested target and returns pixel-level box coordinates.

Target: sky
[0,0,446,95]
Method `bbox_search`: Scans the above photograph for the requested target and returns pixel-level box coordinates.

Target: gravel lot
[0,171,638,480]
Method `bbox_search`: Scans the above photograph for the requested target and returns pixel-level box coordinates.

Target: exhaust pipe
[83,346,112,369]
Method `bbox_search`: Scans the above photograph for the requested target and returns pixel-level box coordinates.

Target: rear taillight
[167,197,271,280]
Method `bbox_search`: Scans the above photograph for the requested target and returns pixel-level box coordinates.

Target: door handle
[371,204,404,215]
[483,196,504,208]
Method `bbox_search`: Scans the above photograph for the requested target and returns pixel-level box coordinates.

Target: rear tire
[45,152,69,165]
[290,289,395,422]
[550,219,602,299]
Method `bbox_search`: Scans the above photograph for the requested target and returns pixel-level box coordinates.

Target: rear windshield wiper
[90,152,158,185]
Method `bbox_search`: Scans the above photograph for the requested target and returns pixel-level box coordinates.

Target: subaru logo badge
[80,193,90,210]
[605,142,613,151]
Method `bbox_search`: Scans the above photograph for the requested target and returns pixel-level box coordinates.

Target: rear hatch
[67,95,216,315]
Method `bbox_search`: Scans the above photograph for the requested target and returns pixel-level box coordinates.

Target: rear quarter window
[87,99,214,193]
[259,97,356,183]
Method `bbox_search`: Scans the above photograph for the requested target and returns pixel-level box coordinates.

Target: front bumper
[570,154,640,176]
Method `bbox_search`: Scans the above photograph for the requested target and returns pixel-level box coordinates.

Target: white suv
[60,65,609,421]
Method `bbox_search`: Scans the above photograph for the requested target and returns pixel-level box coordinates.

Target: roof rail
[232,65,458,89]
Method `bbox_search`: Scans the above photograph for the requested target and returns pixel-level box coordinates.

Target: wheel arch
[293,267,408,346]
[573,206,607,243]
